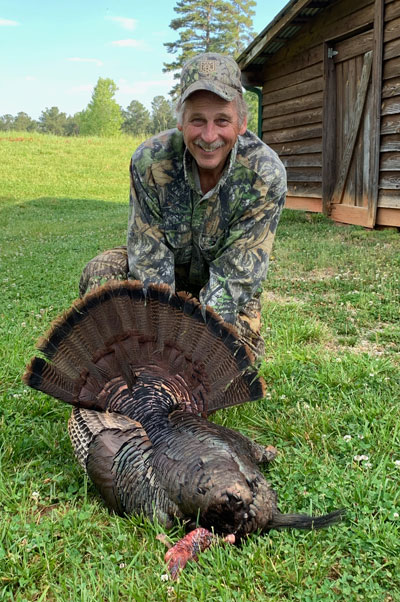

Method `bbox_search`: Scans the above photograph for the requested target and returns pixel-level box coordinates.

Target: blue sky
[0,0,288,119]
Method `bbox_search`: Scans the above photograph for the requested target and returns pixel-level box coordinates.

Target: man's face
[177,90,247,179]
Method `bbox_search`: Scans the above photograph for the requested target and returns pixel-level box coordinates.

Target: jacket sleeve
[127,159,176,290]
[199,170,286,324]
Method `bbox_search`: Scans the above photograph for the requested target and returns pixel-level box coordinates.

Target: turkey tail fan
[23,281,265,415]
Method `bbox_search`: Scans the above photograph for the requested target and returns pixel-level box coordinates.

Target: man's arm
[127,160,176,290]
[199,174,286,324]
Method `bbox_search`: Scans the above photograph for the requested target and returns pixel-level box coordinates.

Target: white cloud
[68,57,103,67]
[67,84,93,94]
[118,75,175,96]
[0,18,20,26]
[111,39,144,48]
[106,16,137,31]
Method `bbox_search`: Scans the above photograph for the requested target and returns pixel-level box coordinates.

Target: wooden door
[324,29,377,227]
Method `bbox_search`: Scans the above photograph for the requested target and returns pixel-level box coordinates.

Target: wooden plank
[331,204,369,226]
[286,167,322,182]
[383,37,400,60]
[379,173,400,188]
[368,0,385,228]
[288,181,322,198]
[381,96,400,114]
[267,138,322,155]
[378,188,400,207]
[383,16,400,43]
[380,151,400,169]
[263,62,323,94]
[331,51,373,205]
[238,0,313,71]
[262,91,323,119]
[381,113,400,133]
[285,196,323,212]
[263,77,323,105]
[376,207,400,225]
[263,123,322,144]
[263,45,323,82]
[280,153,322,167]
[383,55,400,78]
[333,30,374,63]
[263,107,323,132]
[259,0,374,72]
[381,77,400,98]
[385,0,400,21]
[380,133,400,151]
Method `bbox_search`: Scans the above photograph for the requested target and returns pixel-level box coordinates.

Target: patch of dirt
[0,137,33,142]
[261,290,305,305]
[325,324,399,359]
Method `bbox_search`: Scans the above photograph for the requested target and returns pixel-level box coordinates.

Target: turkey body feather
[23,281,343,538]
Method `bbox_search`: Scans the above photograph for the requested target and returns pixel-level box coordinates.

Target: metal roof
[237,0,335,74]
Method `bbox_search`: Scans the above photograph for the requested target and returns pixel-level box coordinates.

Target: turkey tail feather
[23,281,265,414]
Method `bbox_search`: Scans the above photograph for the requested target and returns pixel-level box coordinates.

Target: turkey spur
[24,281,343,537]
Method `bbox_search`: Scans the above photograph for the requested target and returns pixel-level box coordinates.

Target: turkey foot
[161,528,235,579]
[263,445,278,462]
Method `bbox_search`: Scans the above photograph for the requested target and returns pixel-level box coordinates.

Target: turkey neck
[110,368,191,446]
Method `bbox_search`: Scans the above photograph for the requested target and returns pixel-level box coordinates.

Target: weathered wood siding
[378,0,400,218]
[261,0,376,209]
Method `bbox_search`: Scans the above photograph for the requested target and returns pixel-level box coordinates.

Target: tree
[122,100,151,136]
[64,113,81,136]
[0,114,15,131]
[164,0,256,95]
[243,90,258,135]
[80,78,123,137]
[151,96,176,134]
[38,107,68,135]
[13,111,37,132]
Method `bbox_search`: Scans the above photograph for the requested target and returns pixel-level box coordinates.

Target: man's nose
[201,121,218,143]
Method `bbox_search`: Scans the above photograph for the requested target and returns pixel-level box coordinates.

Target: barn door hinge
[328,48,339,59]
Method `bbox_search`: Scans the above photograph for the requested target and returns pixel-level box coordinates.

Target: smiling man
[80,53,287,359]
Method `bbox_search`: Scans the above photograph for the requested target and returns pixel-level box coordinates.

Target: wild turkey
[23,281,342,573]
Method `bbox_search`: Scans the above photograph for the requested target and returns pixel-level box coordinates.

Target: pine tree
[13,112,38,132]
[80,78,123,137]
[151,96,176,134]
[164,0,255,96]
[38,107,68,135]
[122,100,151,136]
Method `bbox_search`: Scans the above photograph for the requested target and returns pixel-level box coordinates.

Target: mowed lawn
[0,132,399,601]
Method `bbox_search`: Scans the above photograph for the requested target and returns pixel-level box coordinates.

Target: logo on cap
[199,60,217,75]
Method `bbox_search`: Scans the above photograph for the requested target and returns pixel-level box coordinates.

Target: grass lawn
[0,132,399,601]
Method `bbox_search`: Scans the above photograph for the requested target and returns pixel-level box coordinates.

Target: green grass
[1,132,399,601]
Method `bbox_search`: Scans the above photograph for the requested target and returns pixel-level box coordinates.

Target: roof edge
[237,0,314,72]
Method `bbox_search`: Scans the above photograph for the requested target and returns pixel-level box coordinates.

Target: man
[80,53,287,360]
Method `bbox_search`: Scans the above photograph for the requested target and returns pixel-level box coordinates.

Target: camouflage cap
[180,53,243,103]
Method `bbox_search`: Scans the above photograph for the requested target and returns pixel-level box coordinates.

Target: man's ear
[239,116,247,135]
[177,122,183,131]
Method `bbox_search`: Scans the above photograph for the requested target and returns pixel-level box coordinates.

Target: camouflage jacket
[127,128,286,324]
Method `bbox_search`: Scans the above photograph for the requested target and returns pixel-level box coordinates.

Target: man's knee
[79,246,129,297]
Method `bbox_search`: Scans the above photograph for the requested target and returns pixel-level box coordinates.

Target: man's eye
[190,119,204,126]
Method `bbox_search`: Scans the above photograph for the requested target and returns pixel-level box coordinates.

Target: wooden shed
[238,0,400,228]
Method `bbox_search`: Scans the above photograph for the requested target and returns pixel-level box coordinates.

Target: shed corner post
[368,0,385,228]
[322,41,337,218]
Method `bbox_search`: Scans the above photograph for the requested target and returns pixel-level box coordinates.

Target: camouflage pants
[79,247,265,361]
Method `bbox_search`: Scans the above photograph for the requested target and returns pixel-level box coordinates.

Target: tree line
[0,79,177,137]
[1,0,258,137]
